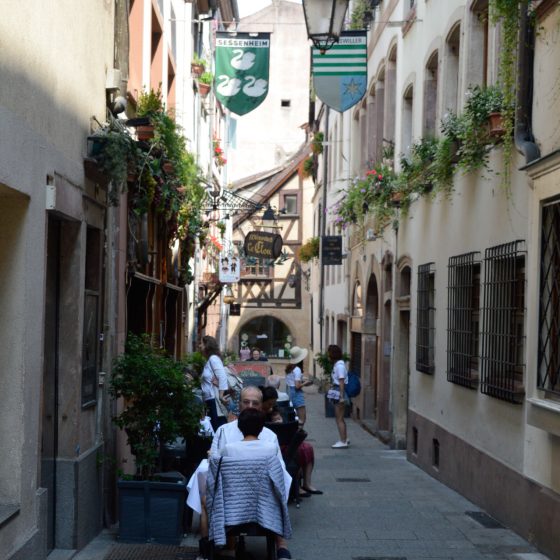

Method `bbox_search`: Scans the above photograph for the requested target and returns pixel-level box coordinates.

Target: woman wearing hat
[285,346,309,427]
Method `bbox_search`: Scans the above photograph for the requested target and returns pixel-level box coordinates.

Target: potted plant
[298,237,320,263]
[191,53,206,77]
[133,87,164,140]
[302,156,315,178]
[484,85,506,136]
[197,72,213,97]
[110,333,202,544]
[311,131,324,155]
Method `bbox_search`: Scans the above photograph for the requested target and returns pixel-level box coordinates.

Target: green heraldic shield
[215,33,270,116]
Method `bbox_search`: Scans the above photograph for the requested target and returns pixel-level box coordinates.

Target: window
[281,99,291,107]
[538,199,560,396]
[416,263,436,374]
[401,84,414,159]
[443,24,461,115]
[240,316,292,358]
[241,259,271,277]
[447,252,481,389]
[282,193,298,214]
[423,51,438,137]
[468,0,490,87]
[82,227,101,406]
[480,241,526,403]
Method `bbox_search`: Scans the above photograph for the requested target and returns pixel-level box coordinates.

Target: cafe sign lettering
[244,231,283,259]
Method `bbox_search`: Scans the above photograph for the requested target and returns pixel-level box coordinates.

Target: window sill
[527,397,560,437]
[0,504,20,529]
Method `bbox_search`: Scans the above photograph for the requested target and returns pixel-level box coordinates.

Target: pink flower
[378,174,383,180]
[366,169,377,176]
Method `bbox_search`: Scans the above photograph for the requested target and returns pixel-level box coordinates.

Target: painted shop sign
[322,235,342,265]
[244,231,283,259]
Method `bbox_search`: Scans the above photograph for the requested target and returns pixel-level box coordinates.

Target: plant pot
[87,136,108,158]
[488,112,505,137]
[390,192,403,207]
[449,140,461,164]
[162,161,174,174]
[117,478,186,544]
[136,124,155,141]
[198,82,211,97]
[191,62,205,77]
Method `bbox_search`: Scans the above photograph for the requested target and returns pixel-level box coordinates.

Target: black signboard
[244,231,283,260]
[229,303,241,316]
[322,235,342,265]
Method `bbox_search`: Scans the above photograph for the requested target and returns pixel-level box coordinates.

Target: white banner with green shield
[215,32,270,116]
[312,30,367,113]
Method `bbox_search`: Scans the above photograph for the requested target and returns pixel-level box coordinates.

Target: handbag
[326,387,341,401]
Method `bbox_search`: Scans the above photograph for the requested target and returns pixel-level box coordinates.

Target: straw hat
[289,346,308,364]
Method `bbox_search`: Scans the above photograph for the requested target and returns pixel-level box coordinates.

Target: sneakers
[331,440,349,448]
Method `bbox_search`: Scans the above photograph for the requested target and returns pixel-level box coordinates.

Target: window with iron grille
[480,241,526,404]
[538,199,560,397]
[416,263,436,374]
[241,259,271,278]
[447,252,481,389]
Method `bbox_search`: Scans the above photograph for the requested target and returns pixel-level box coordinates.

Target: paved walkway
[73,385,546,560]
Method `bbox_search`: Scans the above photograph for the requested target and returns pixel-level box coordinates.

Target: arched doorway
[363,274,379,420]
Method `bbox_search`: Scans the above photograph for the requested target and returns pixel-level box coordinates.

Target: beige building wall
[228,0,310,181]
[0,2,115,558]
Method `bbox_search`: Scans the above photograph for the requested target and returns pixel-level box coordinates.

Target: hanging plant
[489,0,520,189]
[302,156,315,178]
[298,237,320,263]
[311,131,324,155]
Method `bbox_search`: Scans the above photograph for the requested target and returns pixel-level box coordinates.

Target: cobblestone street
[72,386,546,560]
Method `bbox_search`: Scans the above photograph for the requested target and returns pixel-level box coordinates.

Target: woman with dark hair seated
[261,387,322,496]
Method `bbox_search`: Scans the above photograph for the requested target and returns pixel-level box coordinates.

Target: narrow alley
[73,385,544,560]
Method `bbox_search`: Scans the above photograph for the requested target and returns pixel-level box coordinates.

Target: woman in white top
[285,346,309,426]
[200,335,229,431]
[328,344,349,448]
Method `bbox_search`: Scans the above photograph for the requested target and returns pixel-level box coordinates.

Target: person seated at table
[222,408,277,459]
[261,387,322,498]
[247,347,268,361]
[205,386,292,560]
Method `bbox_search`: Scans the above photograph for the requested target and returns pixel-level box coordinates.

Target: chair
[265,422,306,505]
[206,456,292,560]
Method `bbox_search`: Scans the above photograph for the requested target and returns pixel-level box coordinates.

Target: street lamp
[261,205,280,231]
[302,0,349,54]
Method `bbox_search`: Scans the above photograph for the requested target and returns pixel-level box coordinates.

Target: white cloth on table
[186,459,209,514]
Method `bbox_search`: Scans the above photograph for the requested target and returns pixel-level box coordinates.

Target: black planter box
[324,393,352,418]
[117,479,186,544]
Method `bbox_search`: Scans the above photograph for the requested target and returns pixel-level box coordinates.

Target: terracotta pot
[488,112,505,137]
[198,82,211,97]
[136,124,154,141]
[162,161,174,174]
[191,62,205,77]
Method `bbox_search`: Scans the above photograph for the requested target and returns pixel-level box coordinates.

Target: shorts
[288,385,306,408]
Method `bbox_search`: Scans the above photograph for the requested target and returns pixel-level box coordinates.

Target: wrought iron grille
[480,241,526,403]
[447,252,481,389]
[538,199,560,395]
[416,263,435,374]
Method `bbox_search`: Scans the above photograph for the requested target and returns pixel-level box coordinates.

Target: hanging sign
[218,253,240,283]
[322,235,342,265]
[312,30,367,113]
[244,231,283,260]
[215,32,270,116]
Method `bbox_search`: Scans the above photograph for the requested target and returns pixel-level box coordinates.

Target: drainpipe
[319,107,330,354]
[514,2,540,164]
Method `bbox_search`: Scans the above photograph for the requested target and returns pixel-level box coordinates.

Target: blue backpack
[345,371,361,398]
